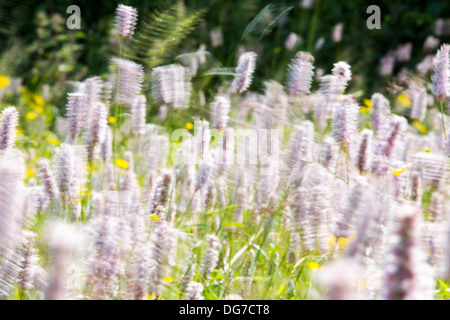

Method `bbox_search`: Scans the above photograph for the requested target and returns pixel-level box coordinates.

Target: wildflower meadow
[0,0,450,301]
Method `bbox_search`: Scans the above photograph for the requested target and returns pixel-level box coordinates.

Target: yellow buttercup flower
[412,120,427,134]
[308,262,320,272]
[34,95,45,107]
[46,136,59,146]
[25,112,37,121]
[25,168,35,180]
[149,214,160,221]
[363,98,373,107]
[115,158,129,169]
[360,106,369,114]
[108,116,117,124]
[185,122,194,130]
[34,106,44,114]
[328,235,354,250]
[393,163,411,176]
[0,76,10,88]
[396,92,411,108]
[163,276,173,283]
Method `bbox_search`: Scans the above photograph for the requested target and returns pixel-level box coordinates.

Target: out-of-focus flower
[379,53,395,76]
[232,52,257,95]
[0,76,10,88]
[431,44,450,102]
[114,4,138,39]
[332,23,343,43]
[115,158,130,169]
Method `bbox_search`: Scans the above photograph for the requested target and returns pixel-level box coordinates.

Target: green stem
[306,0,321,53]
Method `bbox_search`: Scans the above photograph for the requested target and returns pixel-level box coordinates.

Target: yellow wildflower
[25,112,37,121]
[34,106,44,114]
[363,98,373,107]
[115,158,129,169]
[0,76,9,88]
[149,214,160,221]
[412,120,427,134]
[185,122,194,130]
[46,136,59,146]
[393,163,411,176]
[308,262,320,272]
[25,168,35,180]
[163,276,173,283]
[328,235,354,250]
[33,95,45,107]
[396,92,411,108]
[360,106,369,114]
[108,116,117,124]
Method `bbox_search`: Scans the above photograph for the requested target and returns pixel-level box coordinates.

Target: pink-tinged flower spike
[410,171,422,204]
[111,58,144,106]
[287,120,314,169]
[101,127,113,162]
[321,135,338,171]
[431,44,450,102]
[380,204,434,300]
[131,95,146,136]
[148,219,169,297]
[211,95,231,131]
[332,95,359,151]
[286,51,315,96]
[148,170,174,217]
[200,235,221,278]
[0,157,24,256]
[332,23,343,43]
[186,281,204,300]
[356,129,373,173]
[301,165,332,252]
[379,53,395,76]
[334,176,367,239]
[44,222,84,300]
[81,76,104,110]
[376,115,406,159]
[409,86,428,122]
[431,44,450,136]
[0,106,19,151]
[332,61,352,83]
[318,259,364,300]
[38,158,59,199]
[66,93,89,143]
[371,93,390,137]
[114,4,138,39]
[86,102,108,161]
[54,143,87,211]
[17,231,46,291]
[151,64,192,110]
[86,211,120,299]
[232,52,257,94]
